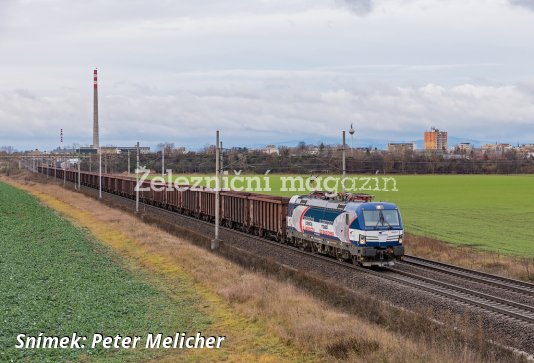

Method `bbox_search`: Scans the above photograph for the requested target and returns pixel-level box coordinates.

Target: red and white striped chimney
[93,68,99,148]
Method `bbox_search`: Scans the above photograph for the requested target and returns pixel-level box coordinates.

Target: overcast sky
[1,0,534,150]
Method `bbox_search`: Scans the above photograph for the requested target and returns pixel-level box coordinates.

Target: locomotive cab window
[363,210,400,228]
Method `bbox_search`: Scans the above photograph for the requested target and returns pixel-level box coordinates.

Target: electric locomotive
[287,192,404,266]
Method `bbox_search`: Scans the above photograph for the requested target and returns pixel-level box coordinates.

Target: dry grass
[2,173,526,363]
[405,234,534,282]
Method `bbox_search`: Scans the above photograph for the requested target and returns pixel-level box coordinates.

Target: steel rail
[402,255,534,297]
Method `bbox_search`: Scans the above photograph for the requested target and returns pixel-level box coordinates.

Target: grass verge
[0,181,209,362]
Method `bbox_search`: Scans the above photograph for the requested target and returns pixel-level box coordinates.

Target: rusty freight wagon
[248,195,289,241]
[198,188,216,221]
[149,180,168,207]
[119,178,137,199]
[81,171,98,188]
[221,191,251,231]
[182,188,200,217]
[164,187,180,212]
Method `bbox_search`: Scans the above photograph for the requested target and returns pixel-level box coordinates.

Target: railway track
[401,255,534,297]
[384,267,534,325]
[46,178,534,327]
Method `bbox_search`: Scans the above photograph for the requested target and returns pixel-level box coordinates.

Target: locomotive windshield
[363,210,400,228]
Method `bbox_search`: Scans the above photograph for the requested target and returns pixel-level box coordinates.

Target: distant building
[76,146,151,155]
[480,143,513,156]
[455,142,473,153]
[306,147,320,155]
[517,144,534,156]
[175,146,187,154]
[444,154,468,160]
[481,144,497,151]
[387,142,415,153]
[424,127,448,151]
[115,146,151,155]
[497,143,512,153]
[76,147,98,155]
[28,149,44,155]
[262,145,279,155]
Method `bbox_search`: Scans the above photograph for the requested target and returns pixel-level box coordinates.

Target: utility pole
[135,142,140,213]
[220,141,223,189]
[342,130,346,193]
[212,131,220,250]
[161,145,165,177]
[63,158,66,186]
[54,158,57,179]
[77,158,81,190]
[74,162,78,190]
[127,150,130,176]
[349,123,355,154]
[99,148,102,199]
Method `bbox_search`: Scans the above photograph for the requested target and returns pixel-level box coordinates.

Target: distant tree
[157,142,176,155]
[199,144,216,154]
[0,146,15,153]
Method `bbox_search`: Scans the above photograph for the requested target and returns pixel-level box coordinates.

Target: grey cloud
[0,0,15,37]
[337,0,374,15]
[2,70,534,150]
[509,0,534,11]
[1,0,534,150]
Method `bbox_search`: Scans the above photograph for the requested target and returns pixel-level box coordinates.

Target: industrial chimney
[93,68,99,148]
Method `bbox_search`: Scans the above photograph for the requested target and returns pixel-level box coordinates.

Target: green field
[151,173,534,256]
[369,175,534,256]
[0,181,208,362]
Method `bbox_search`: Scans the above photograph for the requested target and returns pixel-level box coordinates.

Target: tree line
[79,148,534,175]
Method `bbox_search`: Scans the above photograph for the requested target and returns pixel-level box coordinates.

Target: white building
[262,145,279,155]
[456,143,473,152]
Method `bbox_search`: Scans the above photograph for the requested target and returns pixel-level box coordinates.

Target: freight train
[37,167,404,266]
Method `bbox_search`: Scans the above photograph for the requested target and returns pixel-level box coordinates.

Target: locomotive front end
[350,202,404,267]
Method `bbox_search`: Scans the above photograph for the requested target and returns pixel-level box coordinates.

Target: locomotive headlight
[359,235,366,245]
[399,235,403,244]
